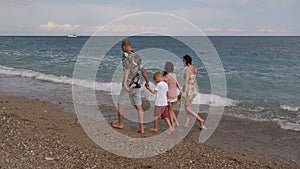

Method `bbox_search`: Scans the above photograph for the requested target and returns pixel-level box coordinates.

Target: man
[112,39,150,134]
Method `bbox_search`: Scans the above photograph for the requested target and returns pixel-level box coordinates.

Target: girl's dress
[164,73,178,103]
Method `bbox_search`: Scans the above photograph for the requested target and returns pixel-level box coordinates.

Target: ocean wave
[192,93,237,107]
[280,104,299,112]
[0,65,238,107]
[0,65,120,93]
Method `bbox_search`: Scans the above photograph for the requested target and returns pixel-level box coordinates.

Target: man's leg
[131,88,145,134]
[112,104,124,129]
[112,87,127,129]
[135,105,145,134]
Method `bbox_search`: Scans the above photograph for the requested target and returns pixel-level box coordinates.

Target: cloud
[195,0,296,9]
[195,0,297,11]
[202,27,245,35]
[259,29,292,34]
[1,1,299,36]
[228,28,244,33]
[203,27,222,32]
[39,21,80,31]
[92,24,168,34]
[0,1,140,34]
[170,7,233,23]
[249,0,296,9]
[195,0,249,4]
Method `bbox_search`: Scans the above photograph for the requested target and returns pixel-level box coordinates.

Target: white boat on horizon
[68,34,77,38]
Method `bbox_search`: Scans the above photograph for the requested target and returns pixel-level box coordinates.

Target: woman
[182,55,205,129]
[163,62,181,128]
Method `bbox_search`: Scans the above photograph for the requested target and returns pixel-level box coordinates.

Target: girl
[163,62,181,128]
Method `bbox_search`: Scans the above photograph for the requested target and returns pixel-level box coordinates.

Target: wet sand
[0,96,299,168]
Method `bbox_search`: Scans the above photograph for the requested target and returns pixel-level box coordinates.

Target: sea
[0,36,299,131]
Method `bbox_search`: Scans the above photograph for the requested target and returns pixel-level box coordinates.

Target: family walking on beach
[112,39,205,134]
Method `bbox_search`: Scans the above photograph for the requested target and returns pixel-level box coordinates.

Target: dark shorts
[154,106,168,119]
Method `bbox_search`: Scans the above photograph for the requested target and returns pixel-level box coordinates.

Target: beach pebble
[44,157,55,161]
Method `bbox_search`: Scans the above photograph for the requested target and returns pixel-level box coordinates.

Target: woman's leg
[185,105,204,128]
[184,109,190,127]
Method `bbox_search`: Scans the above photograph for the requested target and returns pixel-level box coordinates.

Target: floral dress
[184,66,197,106]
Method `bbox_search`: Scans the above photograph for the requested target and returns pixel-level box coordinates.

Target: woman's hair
[164,62,174,74]
[183,55,192,65]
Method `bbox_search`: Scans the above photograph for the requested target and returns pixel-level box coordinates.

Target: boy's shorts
[118,87,142,106]
[154,106,168,119]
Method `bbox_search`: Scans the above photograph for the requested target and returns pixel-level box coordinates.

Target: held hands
[182,92,186,98]
[145,83,154,93]
[180,88,186,98]
[145,84,151,91]
[145,82,150,89]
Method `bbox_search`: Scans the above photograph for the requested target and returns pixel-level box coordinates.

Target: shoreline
[1,72,299,132]
[0,96,299,168]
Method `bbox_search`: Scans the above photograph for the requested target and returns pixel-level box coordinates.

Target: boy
[146,71,174,134]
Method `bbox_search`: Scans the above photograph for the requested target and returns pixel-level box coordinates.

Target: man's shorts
[154,106,168,119]
[118,87,142,106]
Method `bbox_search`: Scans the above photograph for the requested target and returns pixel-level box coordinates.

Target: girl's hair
[183,55,192,65]
[164,62,174,74]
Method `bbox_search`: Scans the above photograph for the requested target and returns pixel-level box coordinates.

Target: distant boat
[68,34,77,38]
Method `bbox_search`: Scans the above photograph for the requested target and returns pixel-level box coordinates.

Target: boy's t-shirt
[154,81,168,106]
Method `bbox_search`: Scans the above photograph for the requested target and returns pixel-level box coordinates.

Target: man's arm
[141,68,150,87]
[123,68,130,92]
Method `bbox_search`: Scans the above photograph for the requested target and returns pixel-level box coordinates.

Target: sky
[0,0,299,36]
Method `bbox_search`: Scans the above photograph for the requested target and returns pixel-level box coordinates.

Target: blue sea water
[0,36,299,131]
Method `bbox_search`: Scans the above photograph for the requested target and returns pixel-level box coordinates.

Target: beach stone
[44,157,55,161]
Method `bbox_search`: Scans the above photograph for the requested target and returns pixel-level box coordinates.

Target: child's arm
[146,86,157,94]
[176,80,183,93]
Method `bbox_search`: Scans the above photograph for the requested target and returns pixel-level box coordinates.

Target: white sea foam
[0,65,119,94]
[0,65,238,107]
[193,93,237,107]
[280,104,299,112]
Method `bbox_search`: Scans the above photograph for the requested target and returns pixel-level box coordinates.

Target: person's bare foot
[150,128,158,133]
[112,123,123,129]
[183,123,189,128]
[199,119,205,129]
[138,129,145,134]
[200,125,207,130]
[167,128,174,135]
